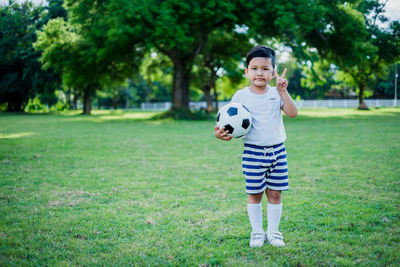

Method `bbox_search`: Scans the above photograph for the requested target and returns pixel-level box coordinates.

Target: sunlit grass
[0,108,399,266]
[298,107,400,117]
[0,132,35,139]
[50,110,160,121]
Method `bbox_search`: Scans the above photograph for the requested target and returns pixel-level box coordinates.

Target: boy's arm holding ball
[275,68,298,118]
[214,125,233,141]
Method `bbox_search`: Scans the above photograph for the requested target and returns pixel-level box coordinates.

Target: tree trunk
[171,58,191,111]
[83,92,91,115]
[7,100,24,112]
[161,34,207,116]
[83,86,93,115]
[210,73,218,112]
[72,89,79,110]
[203,72,218,112]
[213,86,218,110]
[66,87,72,109]
[358,83,368,110]
[112,94,119,110]
[204,64,218,112]
[160,33,207,116]
[203,85,213,112]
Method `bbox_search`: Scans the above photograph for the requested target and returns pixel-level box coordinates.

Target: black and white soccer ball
[216,102,252,138]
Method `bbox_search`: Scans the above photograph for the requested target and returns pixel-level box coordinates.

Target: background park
[1,0,399,266]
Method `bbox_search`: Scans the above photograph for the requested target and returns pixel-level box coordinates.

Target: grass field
[1,108,399,266]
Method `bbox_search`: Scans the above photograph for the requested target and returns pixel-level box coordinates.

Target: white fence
[141,99,400,111]
[141,102,172,111]
[296,99,398,108]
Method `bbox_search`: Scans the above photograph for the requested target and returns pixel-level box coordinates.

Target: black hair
[246,46,276,69]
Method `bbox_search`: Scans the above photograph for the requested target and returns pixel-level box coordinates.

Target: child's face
[245,57,274,89]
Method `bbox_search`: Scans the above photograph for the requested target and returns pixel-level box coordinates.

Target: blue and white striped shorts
[242,143,289,194]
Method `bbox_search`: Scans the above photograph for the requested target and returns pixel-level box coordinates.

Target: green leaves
[16,0,399,112]
[0,1,60,111]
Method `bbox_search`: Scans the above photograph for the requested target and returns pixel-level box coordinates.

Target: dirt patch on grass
[49,190,99,207]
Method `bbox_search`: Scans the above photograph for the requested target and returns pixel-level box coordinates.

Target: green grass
[1,108,399,266]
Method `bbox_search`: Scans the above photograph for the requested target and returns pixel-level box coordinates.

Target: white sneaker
[266,230,285,247]
[249,231,265,247]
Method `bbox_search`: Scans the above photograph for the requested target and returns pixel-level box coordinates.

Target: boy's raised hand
[214,125,233,141]
[274,68,288,93]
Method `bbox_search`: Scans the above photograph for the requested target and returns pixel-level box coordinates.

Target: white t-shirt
[231,85,286,146]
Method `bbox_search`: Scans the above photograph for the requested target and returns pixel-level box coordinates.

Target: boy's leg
[247,193,264,247]
[242,143,270,247]
[248,192,264,204]
[266,189,282,232]
[265,189,285,247]
[264,143,287,247]
[247,193,263,232]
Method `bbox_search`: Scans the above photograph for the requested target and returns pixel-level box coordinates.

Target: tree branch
[154,44,171,58]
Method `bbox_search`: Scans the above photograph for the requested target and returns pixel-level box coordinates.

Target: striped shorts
[242,143,289,194]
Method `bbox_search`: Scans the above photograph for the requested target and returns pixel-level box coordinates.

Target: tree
[298,59,351,99]
[42,0,383,115]
[42,0,67,22]
[193,28,252,112]
[323,2,400,109]
[35,11,145,114]
[35,18,87,111]
[280,0,400,109]
[63,0,246,116]
[372,64,400,98]
[351,7,400,108]
[0,1,59,111]
[138,51,173,103]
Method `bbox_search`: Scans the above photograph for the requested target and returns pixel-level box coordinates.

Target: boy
[214,46,297,247]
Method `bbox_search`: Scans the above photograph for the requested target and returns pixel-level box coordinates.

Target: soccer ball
[216,102,252,138]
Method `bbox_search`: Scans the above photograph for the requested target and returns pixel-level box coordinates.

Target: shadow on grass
[61,109,217,123]
[0,111,163,126]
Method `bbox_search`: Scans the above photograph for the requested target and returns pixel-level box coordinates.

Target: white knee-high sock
[247,203,263,232]
[267,202,282,232]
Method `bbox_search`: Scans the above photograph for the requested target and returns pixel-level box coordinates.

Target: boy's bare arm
[274,68,298,118]
[214,125,233,141]
[280,91,298,118]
